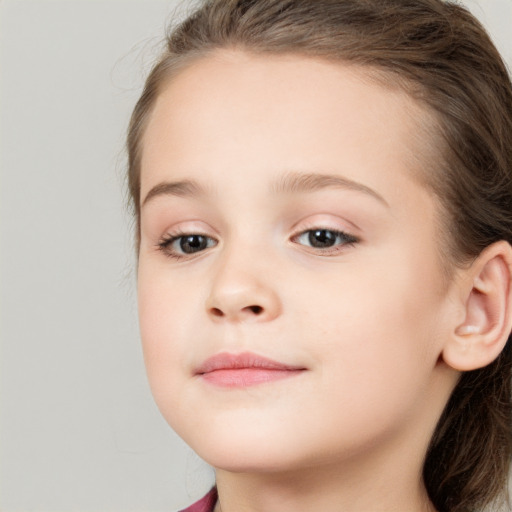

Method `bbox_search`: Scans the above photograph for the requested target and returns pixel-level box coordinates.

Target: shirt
[180,487,218,512]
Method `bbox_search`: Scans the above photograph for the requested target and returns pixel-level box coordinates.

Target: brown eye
[294,228,358,252]
[308,229,337,248]
[158,233,218,259]
[179,234,209,254]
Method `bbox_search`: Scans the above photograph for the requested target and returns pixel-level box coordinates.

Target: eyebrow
[142,179,206,207]
[272,171,389,207]
[141,171,389,208]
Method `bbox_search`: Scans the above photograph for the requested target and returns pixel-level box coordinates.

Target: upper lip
[195,351,305,374]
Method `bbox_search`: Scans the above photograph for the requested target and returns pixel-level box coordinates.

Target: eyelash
[156,228,359,260]
[291,228,359,255]
[157,231,217,261]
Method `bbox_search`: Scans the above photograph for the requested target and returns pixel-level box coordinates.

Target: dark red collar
[180,487,218,512]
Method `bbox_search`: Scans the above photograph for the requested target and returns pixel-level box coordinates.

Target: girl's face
[137,51,459,473]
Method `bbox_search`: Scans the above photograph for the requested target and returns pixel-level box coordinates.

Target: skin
[137,51,469,512]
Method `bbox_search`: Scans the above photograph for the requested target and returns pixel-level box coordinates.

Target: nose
[205,256,282,323]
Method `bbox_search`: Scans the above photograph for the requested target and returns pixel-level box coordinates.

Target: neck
[213,424,438,512]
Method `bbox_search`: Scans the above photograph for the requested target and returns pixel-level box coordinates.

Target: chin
[179,422,309,473]
[201,446,302,474]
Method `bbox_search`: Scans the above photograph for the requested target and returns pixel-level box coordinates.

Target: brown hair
[127,1,512,510]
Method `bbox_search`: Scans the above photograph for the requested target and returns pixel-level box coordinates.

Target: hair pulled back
[127,2,512,511]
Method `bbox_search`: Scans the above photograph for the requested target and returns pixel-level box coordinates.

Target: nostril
[208,304,265,319]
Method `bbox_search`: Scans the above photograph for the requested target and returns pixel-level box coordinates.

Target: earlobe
[442,241,512,372]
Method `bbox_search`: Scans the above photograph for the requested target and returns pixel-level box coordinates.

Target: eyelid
[156,232,218,261]
[156,220,219,242]
[158,227,216,242]
[290,214,361,238]
[291,227,358,245]
[155,221,219,260]
[161,231,218,248]
[288,215,361,256]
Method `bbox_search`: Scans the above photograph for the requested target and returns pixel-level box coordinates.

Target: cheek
[137,264,201,406]
[274,272,444,462]
[302,249,445,401]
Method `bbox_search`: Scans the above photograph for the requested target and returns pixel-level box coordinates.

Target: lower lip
[200,368,304,388]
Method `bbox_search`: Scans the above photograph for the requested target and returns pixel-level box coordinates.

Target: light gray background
[1,1,511,511]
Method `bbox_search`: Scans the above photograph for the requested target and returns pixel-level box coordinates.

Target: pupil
[180,235,207,253]
[309,229,336,248]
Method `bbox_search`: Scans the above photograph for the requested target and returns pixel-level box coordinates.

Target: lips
[195,351,306,388]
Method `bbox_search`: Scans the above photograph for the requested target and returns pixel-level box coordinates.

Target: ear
[442,241,512,372]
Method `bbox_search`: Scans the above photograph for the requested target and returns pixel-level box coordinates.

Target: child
[127,1,512,511]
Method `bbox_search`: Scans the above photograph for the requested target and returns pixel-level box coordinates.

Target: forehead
[140,50,434,203]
